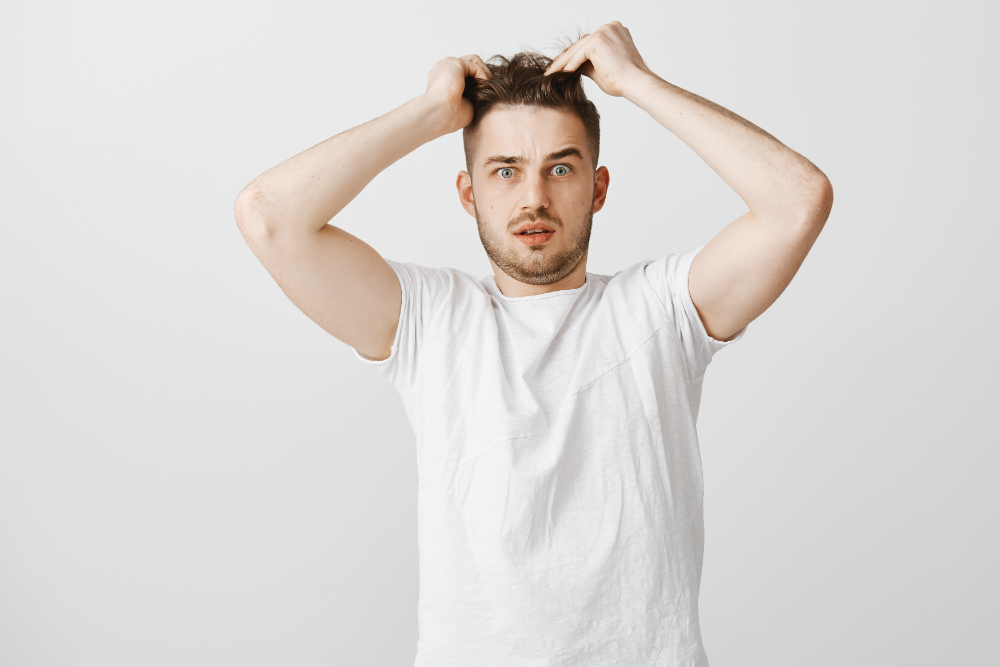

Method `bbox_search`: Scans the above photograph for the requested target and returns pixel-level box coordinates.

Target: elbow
[234,187,278,250]
[784,153,834,228]
[806,175,834,228]
[234,187,268,236]
[789,166,833,230]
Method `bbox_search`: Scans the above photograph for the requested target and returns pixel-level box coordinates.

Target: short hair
[462,51,601,172]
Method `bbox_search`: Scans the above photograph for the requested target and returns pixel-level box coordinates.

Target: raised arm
[546,22,834,342]
[234,55,493,359]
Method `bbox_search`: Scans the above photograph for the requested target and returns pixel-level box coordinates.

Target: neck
[490,255,589,298]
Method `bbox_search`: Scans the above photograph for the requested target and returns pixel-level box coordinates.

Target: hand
[423,55,493,134]
[543,22,653,98]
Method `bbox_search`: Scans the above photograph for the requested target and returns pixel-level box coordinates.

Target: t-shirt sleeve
[642,244,748,379]
[350,259,448,391]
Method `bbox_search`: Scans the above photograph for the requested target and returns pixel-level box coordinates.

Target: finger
[559,39,594,74]
[545,34,590,75]
[459,54,492,80]
[546,35,587,74]
[578,60,610,92]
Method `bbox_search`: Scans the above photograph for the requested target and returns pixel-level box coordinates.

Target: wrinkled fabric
[354,245,746,666]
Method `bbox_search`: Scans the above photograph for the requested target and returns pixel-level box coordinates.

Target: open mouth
[514,221,557,235]
[514,227,555,245]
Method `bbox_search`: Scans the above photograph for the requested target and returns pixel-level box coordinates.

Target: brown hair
[462,51,601,172]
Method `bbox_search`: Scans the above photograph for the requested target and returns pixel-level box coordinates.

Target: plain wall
[1,0,997,665]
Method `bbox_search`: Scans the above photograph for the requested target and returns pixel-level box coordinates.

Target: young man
[235,22,832,667]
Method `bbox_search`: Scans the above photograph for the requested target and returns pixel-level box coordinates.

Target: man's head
[456,52,609,291]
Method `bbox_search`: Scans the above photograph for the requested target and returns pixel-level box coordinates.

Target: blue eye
[552,165,570,176]
[498,167,515,179]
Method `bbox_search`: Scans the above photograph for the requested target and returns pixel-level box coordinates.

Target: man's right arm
[234,56,491,360]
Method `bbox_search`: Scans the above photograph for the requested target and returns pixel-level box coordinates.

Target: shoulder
[602,256,677,303]
[386,260,486,295]
[582,260,671,330]
[385,260,492,323]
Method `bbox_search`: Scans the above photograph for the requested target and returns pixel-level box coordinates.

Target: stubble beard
[476,207,593,286]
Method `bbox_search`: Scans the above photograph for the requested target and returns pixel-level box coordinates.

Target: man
[235,22,832,667]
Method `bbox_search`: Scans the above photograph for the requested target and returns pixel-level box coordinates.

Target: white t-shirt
[354,245,746,666]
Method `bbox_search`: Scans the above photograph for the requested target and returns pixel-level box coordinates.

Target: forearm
[622,71,830,222]
[236,95,450,236]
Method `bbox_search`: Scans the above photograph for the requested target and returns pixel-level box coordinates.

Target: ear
[456,170,477,217]
[592,166,610,213]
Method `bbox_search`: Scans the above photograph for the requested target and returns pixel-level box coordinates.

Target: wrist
[412,93,465,138]
[620,68,665,104]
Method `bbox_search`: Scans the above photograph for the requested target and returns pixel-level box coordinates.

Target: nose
[520,170,550,212]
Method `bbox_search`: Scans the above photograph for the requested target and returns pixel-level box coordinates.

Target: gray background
[2,0,997,665]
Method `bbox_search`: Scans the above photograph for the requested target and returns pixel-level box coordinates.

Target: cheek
[476,207,508,236]
[479,192,514,220]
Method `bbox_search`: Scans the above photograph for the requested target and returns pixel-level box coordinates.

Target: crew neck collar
[488,275,590,301]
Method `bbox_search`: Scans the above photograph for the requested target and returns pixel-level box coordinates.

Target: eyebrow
[483,147,585,167]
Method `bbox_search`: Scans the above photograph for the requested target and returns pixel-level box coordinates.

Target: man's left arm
[546,22,834,342]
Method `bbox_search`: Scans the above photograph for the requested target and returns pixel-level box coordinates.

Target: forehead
[472,106,590,166]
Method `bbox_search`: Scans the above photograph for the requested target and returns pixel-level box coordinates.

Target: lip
[513,221,556,235]
[515,230,555,245]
